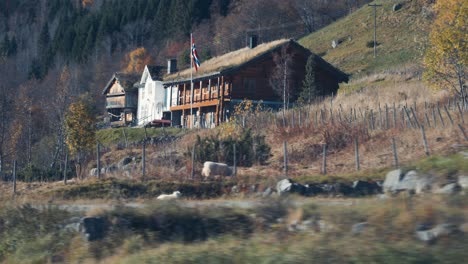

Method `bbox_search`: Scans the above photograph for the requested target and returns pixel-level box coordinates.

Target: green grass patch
[408,153,468,178]
[96,127,187,146]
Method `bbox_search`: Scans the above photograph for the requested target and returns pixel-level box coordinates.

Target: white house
[137,65,169,126]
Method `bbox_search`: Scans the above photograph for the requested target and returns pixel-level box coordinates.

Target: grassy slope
[299,0,431,76]
[96,127,187,145]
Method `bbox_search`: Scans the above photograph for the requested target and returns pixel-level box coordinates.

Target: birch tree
[424,0,467,101]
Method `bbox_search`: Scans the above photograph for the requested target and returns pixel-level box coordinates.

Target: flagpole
[190,33,193,129]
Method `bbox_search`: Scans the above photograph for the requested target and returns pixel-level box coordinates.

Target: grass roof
[164,39,290,81]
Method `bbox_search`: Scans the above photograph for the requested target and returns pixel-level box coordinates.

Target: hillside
[299,0,432,76]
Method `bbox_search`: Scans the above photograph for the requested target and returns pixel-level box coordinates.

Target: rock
[383,169,402,193]
[117,157,133,169]
[262,187,273,197]
[81,217,107,241]
[105,164,118,174]
[62,217,81,232]
[396,170,419,193]
[304,184,323,196]
[384,170,434,194]
[415,175,435,194]
[351,222,369,234]
[352,180,382,195]
[393,3,402,12]
[331,40,338,49]
[377,194,389,200]
[317,220,334,232]
[331,182,354,196]
[416,223,458,243]
[201,161,232,178]
[434,183,461,195]
[458,176,468,189]
[276,179,293,195]
[276,179,307,196]
[459,223,468,233]
[89,168,98,177]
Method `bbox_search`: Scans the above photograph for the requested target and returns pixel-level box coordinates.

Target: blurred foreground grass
[1,193,467,263]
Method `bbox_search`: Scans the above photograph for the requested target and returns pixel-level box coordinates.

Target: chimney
[167,59,177,74]
[249,35,258,49]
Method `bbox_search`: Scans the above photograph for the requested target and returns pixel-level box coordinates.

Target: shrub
[366,40,380,48]
[190,129,271,166]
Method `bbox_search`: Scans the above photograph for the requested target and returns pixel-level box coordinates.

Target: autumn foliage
[424,0,467,98]
[123,47,153,74]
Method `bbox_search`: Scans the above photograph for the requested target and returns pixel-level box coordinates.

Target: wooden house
[137,65,169,126]
[163,39,348,128]
[102,73,140,126]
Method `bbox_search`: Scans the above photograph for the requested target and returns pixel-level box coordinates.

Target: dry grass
[299,0,433,75]
[164,39,289,80]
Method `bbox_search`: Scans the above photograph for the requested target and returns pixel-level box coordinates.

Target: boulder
[89,168,98,177]
[262,187,273,198]
[351,222,369,234]
[331,182,354,196]
[458,176,468,189]
[352,180,382,195]
[276,179,307,196]
[104,164,118,174]
[415,175,435,194]
[393,3,402,12]
[81,217,107,241]
[416,223,458,243]
[276,179,293,195]
[384,170,433,194]
[383,169,402,193]
[396,170,419,193]
[434,183,461,195]
[304,184,323,196]
[117,157,133,169]
[201,161,232,178]
[331,40,339,49]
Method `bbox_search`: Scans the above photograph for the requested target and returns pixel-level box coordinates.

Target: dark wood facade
[102,73,139,126]
[163,40,348,128]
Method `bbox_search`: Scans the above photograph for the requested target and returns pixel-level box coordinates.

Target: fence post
[283,141,288,178]
[191,144,195,180]
[354,137,360,171]
[391,137,399,168]
[410,107,420,128]
[420,125,430,156]
[13,160,17,195]
[142,140,146,179]
[63,150,68,185]
[437,103,445,127]
[385,104,389,129]
[424,113,431,128]
[393,103,397,128]
[96,142,101,179]
[404,107,414,128]
[122,128,129,148]
[443,105,454,126]
[321,144,327,175]
[432,107,437,127]
[458,124,468,141]
[233,143,237,177]
[457,102,465,123]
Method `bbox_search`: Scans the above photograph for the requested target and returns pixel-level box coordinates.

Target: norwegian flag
[191,35,201,71]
